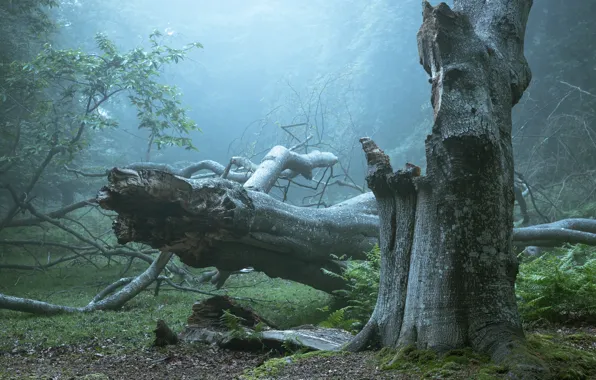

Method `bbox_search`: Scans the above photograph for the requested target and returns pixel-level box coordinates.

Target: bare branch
[0,251,172,315]
[6,198,98,228]
[513,218,596,246]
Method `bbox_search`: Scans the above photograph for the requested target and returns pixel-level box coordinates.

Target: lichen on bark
[347,1,547,377]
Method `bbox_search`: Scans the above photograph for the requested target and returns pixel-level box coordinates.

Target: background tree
[0,0,57,182]
[0,29,201,224]
[0,4,206,309]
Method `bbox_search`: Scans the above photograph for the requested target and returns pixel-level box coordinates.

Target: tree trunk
[347,1,547,377]
[95,164,596,295]
[97,153,379,293]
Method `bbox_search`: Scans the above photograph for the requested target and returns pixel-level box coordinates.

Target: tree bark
[347,1,548,378]
[97,167,378,293]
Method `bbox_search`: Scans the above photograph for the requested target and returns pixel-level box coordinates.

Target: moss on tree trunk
[347,1,548,378]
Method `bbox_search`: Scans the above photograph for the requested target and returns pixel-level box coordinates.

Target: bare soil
[0,342,406,380]
[1,326,594,379]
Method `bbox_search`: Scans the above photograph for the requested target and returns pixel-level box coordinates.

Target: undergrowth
[0,253,332,353]
[320,243,596,330]
[517,244,596,325]
[320,245,380,332]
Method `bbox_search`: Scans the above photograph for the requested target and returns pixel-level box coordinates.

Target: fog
[50,0,428,199]
[5,0,594,208]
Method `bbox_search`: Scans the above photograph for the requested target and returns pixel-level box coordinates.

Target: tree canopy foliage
[2,31,201,165]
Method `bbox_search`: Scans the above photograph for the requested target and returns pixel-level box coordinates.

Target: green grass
[0,253,333,353]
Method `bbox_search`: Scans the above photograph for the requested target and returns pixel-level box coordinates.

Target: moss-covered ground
[0,253,332,352]
[0,253,594,379]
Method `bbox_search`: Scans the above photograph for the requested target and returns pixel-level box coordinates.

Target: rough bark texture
[348,1,547,377]
[97,167,379,293]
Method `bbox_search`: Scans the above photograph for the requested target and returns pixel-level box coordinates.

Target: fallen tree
[2,140,596,315]
[95,165,378,293]
[94,158,596,292]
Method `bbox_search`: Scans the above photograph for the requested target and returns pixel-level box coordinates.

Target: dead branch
[6,198,98,228]
[513,218,596,246]
[0,253,94,271]
[244,146,338,193]
[0,251,172,315]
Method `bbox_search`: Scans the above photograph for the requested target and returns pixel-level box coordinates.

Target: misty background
[47,0,428,205]
[3,0,596,216]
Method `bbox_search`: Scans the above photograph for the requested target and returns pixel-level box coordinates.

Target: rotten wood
[180,296,353,352]
[97,168,378,293]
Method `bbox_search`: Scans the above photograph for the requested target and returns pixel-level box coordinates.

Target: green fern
[219,309,246,339]
[320,245,381,332]
[318,308,359,331]
[324,243,596,329]
[219,309,265,342]
[517,244,596,324]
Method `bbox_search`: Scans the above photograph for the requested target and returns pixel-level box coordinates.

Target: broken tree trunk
[346,1,548,379]
[97,147,379,293]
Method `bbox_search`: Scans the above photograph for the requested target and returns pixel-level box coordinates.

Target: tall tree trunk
[347,1,547,377]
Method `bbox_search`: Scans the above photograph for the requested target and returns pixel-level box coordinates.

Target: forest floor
[0,342,393,379]
[1,254,595,379]
[0,326,595,379]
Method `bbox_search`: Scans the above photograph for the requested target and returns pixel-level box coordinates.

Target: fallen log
[179,296,353,352]
[97,165,596,293]
[97,168,378,293]
[93,141,596,295]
